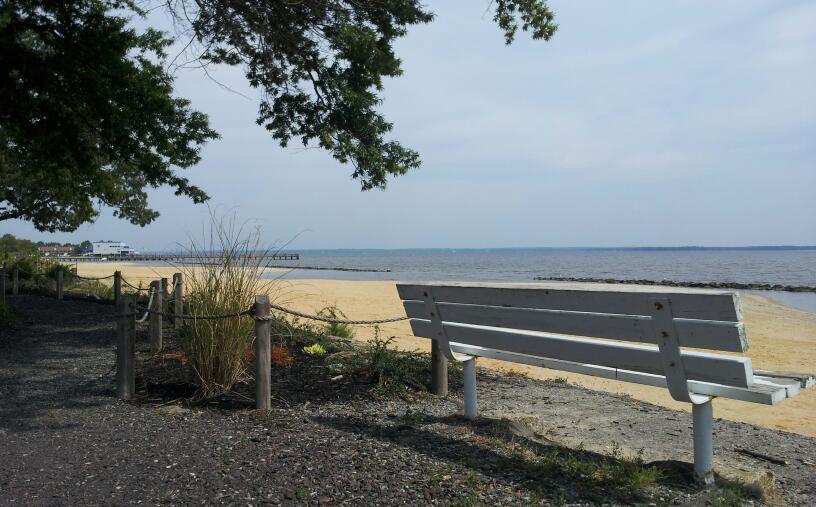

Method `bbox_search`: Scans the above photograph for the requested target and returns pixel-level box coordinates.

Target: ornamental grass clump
[177,213,280,397]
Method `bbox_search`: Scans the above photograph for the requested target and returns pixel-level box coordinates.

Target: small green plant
[475,422,662,502]
[709,481,761,507]
[303,343,327,356]
[45,262,74,283]
[606,445,661,494]
[70,279,114,300]
[0,302,13,323]
[327,329,447,398]
[317,305,355,338]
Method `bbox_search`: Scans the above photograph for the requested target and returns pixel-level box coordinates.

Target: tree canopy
[1,0,557,232]
[0,1,218,232]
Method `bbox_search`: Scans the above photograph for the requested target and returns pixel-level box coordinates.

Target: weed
[606,445,662,493]
[504,368,530,379]
[463,470,480,487]
[303,343,327,356]
[270,347,294,367]
[69,279,114,299]
[317,305,355,338]
[327,329,456,398]
[709,481,761,507]
[476,420,662,502]
[0,302,13,323]
[446,491,481,507]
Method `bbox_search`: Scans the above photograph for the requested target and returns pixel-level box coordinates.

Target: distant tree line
[0,234,92,256]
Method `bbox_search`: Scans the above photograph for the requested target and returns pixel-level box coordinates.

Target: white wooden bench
[397,282,812,483]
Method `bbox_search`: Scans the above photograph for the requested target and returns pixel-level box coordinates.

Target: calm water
[263,248,816,313]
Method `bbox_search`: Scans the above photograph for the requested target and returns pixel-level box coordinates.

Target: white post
[463,358,478,419]
[693,400,714,484]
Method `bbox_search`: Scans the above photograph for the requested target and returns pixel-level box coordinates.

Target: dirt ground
[2,294,815,505]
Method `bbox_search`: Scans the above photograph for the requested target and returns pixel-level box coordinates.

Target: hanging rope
[136,288,156,323]
[264,302,408,325]
[121,277,150,291]
[73,273,115,281]
[131,303,407,325]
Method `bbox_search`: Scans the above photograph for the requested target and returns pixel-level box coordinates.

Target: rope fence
[3,263,410,409]
[74,273,116,281]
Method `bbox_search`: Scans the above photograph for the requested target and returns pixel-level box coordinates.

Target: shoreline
[534,276,816,293]
[75,262,816,437]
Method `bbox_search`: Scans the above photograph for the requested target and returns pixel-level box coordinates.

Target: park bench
[397,282,813,483]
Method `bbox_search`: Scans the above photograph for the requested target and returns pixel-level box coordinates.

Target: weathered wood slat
[397,283,743,322]
[450,344,784,405]
[409,320,753,388]
[402,301,747,352]
[753,370,815,389]
[753,377,800,397]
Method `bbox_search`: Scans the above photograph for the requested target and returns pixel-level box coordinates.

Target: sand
[77,262,816,437]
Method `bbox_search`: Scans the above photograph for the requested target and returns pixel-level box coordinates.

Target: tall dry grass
[177,212,288,397]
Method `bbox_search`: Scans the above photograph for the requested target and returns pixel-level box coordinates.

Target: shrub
[317,305,355,338]
[270,347,294,367]
[0,302,12,323]
[176,211,280,397]
[5,256,72,292]
[70,279,114,300]
[7,255,38,282]
[327,329,455,398]
[45,261,74,283]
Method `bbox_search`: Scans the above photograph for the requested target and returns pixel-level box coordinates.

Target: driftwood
[734,448,789,466]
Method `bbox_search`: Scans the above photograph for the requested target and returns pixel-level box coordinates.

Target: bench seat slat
[402,301,747,352]
[450,344,785,405]
[397,283,743,322]
[409,319,753,388]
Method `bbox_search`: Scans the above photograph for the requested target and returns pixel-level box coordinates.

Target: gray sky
[4,0,815,250]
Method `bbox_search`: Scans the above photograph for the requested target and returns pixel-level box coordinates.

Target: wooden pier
[58,253,299,263]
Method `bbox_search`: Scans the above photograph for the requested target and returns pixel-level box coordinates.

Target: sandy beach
[77,262,816,437]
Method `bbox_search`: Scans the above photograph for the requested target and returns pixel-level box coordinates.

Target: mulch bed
[1,294,815,506]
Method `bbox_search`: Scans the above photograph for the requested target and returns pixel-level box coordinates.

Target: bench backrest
[397,283,752,391]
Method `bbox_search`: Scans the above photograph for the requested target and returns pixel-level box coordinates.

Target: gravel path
[1,295,814,506]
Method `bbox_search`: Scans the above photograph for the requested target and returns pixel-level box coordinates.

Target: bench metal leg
[693,399,714,484]
[463,358,478,419]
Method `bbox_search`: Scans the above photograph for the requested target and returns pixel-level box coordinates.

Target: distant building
[91,241,138,256]
[37,245,74,256]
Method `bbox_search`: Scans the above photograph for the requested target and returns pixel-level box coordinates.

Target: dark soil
[1,295,815,506]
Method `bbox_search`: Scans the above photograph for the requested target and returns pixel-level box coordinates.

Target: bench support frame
[693,399,715,484]
[407,285,747,484]
[463,358,478,419]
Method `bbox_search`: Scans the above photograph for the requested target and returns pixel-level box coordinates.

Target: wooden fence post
[57,269,64,300]
[173,273,183,330]
[116,296,136,400]
[149,280,162,353]
[1,265,6,306]
[254,295,271,410]
[431,340,449,396]
[160,277,168,299]
[113,271,122,307]
[12,267,19,295]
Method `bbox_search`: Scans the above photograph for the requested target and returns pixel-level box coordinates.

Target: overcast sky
[4,0,815,250]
